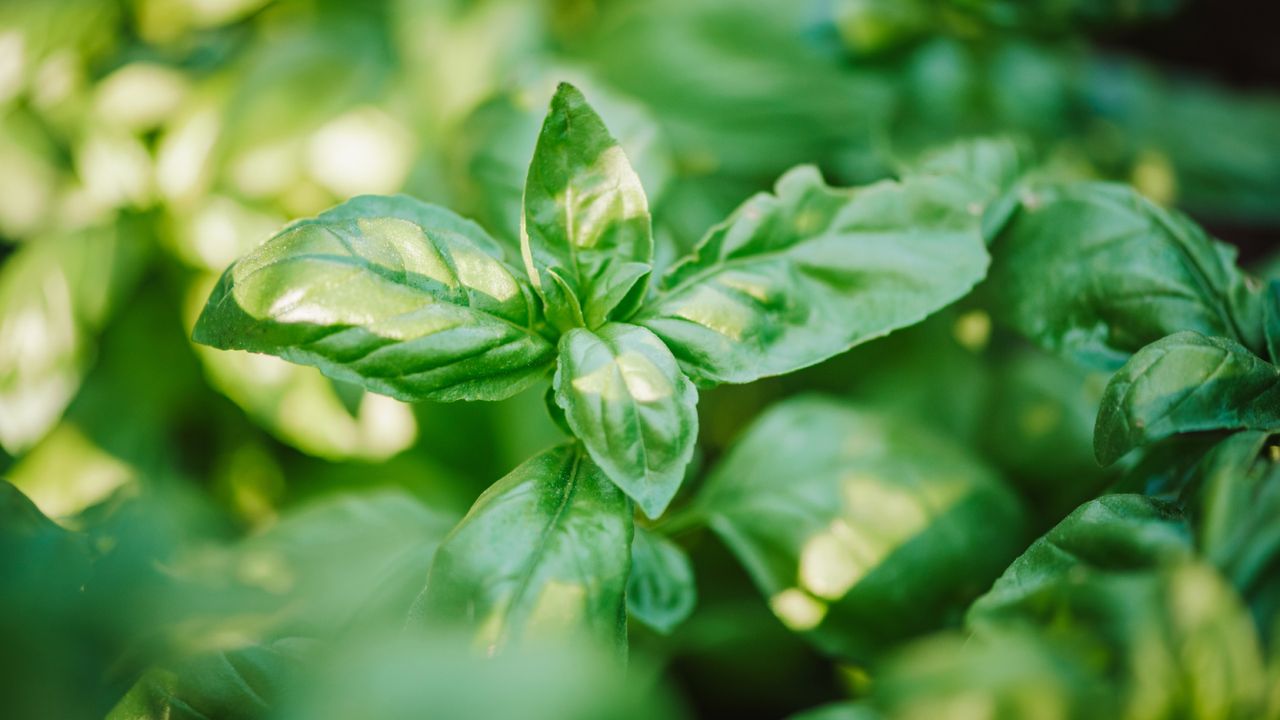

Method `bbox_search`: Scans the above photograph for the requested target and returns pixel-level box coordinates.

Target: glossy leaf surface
[554,323,698,518]
[967,494,1191,628]
[193,195,554,402]
[1094,332,1280,465]
[990,182,1265,368]
[521,83,653,331]
[416,444,633,654]
[638,167,988,385]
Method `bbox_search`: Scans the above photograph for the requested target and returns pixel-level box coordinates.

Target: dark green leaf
[1094,332,1280,465]
[415,444,633,654]
[1262,280,1280,365]
[700,396,1025,660]
[966,494,1191,629]
[637,167,988,385]
[1191,431,1280,636]
[107,639,314,720]
[990,182,1265,368]
[553,323,698,518]
[626,527,696,634]
[521,83,653,331]
[193,194,554,403]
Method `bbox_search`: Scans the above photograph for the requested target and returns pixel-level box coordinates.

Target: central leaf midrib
[501,447,583,645]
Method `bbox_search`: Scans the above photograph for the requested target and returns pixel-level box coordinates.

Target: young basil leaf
[553,323,698,519]
[626,527,696,635]
[637,167,989,385]
[966,494,1191,630]
[700,396,1025,661]
[1094,332,1280,466]
[990,182,1266,369]
[193,195,554,403]
[521,82,654,332]
[415,444,633,654]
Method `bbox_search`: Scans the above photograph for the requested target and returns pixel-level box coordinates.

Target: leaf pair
[194,83,993,519]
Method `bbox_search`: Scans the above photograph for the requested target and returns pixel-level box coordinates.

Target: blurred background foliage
[0,0,1277,718]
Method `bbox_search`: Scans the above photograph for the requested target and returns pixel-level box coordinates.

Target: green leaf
[700,396,1025,660]
[1094,332,1280,466]
[868,628,1117,720]
[1191,431,1280,637]
[637,167,989,385]
[415,444,633,654]
[626,527,696,634]
[521,83,654,331]
[1262,280,1280,365]
[274,631,686,720]
[553,323,698,519]
[904,136,1032,241]
[107,639,314,720]
[192,194,554,403]
[990,182,1266,368]
[233,489,457,635]
[966,494,1191,629]
[188,275,418,462]
[0,220,147,453]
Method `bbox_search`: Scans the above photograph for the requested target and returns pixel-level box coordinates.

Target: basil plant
[194,83,991,654]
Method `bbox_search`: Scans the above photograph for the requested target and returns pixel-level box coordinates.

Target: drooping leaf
[415,444,633,654]
[966,494,1191,629]
[521,82,653,331]
[626,527,696,634]
[553,323,698,518]
[700,396,1025,660]
[989,182,1266,369]
[1094,332,1280,465]
[637,167,988,385]
[193,195,554,403]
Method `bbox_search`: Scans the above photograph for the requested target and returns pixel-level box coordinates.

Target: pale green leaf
[553,323,698,519]
[193,195,554,403]
[521,83,654,331]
